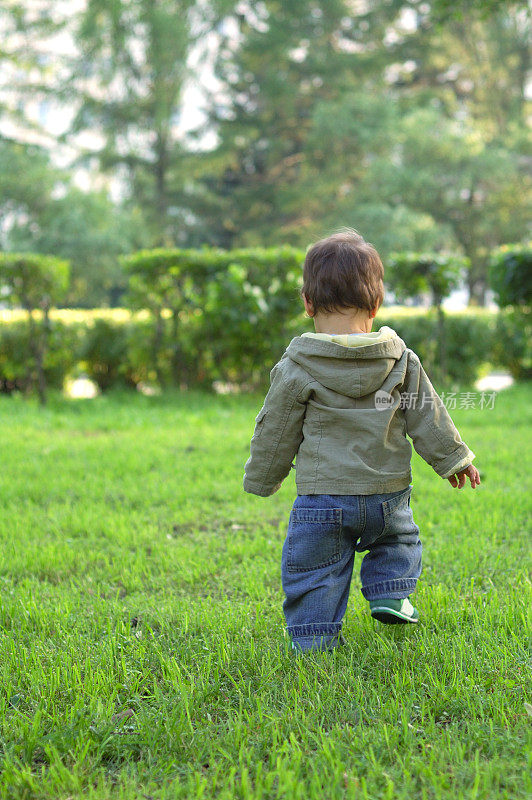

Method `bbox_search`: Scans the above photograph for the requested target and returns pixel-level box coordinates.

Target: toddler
[243,230,480,653]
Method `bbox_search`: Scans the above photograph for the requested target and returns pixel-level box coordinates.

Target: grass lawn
[0,383,530,799]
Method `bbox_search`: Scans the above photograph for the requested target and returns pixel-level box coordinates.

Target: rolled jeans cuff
[361,578,417,601]
[288,623,343,653]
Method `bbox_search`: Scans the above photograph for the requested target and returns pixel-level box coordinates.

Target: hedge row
[1,244,530,399]
[0,308,529,395]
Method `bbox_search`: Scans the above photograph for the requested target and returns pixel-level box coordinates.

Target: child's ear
[302,293,314,317]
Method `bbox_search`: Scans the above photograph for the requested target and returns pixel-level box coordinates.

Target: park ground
[0,383,530,799]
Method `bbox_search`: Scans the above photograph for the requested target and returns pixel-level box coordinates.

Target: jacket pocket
[287,508,342,573]
[253,408,267,439]
[380,486,417,538]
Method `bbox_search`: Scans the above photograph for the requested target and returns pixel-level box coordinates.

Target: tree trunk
[155,131,169,245]
[153,308,165,386]
[26,304,46,405]
[466,260,488,306]
[435,299,447,385]
[461,235,489,306]
[170,310,182,387]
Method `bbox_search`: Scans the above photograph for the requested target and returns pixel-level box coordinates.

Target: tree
[198,0,530,303]
[290,5,531,301]
[195,0,405,248]
[0,139,58,245]
[0,139,136,306]
[374,106,530,304]
[0,252,69,403]
[489,242,532,308]
[387,251,467,380]
[1,0,529,299]
[8,186,138,307]
[488,242,531,379]
[63,0,218,247]
[379,3,531,302]
[429,0,529,25]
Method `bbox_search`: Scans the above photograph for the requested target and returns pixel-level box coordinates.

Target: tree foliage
[387,250,469,381]
[0,0,529,305]
[0,252,70,403]
[64,0,218,247]
[387,251,467,308]
[0,140,136,306]
[489,243,532,308]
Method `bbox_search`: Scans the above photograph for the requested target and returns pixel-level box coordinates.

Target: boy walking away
[243,229,480,654]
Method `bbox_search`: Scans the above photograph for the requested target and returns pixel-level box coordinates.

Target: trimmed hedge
[122,246,304,388]
[0,307,520,393]
[1,239,530,394]
[492,309,531,380]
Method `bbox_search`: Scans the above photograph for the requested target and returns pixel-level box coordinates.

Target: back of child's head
[302,228,384,314]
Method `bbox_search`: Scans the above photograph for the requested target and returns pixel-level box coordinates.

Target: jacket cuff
[435,446,476,479]
[243,478,281,497]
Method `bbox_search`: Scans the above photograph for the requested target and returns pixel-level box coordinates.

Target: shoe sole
[371,609,419,624]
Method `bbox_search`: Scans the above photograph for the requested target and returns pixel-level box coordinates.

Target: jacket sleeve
[401,351,476,479]
[243,362,307,497]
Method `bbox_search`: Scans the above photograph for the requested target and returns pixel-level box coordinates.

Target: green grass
[0,384,530,799]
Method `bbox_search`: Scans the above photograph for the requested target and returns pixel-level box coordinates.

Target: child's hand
[447,464,481,489]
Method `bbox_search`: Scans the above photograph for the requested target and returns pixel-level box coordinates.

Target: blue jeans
[281,485,422,653]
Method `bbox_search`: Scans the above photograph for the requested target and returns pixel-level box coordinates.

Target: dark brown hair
[301,228,384,315]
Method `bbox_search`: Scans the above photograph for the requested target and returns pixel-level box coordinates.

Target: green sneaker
[369,597,419,624]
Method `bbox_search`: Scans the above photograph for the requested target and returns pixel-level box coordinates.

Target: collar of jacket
[286,327,406,361]
[284,328,408,399]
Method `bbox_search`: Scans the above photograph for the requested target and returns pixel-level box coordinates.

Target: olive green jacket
[243,327,475,497]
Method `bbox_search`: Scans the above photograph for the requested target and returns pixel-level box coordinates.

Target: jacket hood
[285,326,407,399]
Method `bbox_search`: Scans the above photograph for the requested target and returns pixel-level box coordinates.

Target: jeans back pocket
[287,508,342,573]
[381,486,417,538]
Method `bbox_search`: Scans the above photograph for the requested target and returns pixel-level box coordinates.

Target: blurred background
[0,0,530,400]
